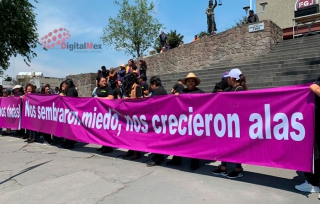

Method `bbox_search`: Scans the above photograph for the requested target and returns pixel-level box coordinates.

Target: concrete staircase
[156,34,320,93]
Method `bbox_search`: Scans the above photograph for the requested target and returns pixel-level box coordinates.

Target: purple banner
[21,84,315,172]
[0,97,21,129]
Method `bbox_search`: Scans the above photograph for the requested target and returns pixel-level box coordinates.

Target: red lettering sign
[295,0,318,10]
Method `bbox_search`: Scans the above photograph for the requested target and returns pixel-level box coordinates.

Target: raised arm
[310,84,320,97]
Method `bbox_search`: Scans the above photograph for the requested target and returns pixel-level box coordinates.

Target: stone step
[273,34,320,46]
[156,63,320,80]
[217,55,320,68]
[160,68,320,84]
[230,53,320,65]
[272,39,320,49]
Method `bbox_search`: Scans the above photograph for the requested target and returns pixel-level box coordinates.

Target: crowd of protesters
[0,79,79,149]
[1,62,319,199]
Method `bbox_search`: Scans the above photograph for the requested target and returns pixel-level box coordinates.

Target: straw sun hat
[182,72,201,86]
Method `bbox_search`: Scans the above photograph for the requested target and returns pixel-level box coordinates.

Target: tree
[167,30,184,49]
[231,16,248,28]
[153,30,184,53]
[198,31,209,38]
[101,0,163,58]
[4,75,12,81]
[15,77,30,87]
[0,0,40,70]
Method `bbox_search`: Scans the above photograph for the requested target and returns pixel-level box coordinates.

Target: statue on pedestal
[206,0,217,33]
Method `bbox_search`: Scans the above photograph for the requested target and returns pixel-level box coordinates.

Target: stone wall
[145,20,283,77]
[66,73,96,97]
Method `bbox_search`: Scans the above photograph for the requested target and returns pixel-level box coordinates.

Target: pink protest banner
[21,84,315,172]
[0,97,21,129]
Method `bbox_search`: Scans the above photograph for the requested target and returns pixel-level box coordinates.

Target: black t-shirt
[65,87,78,97]
[152,86,167,96]
[96,86,114,97]
[180,87,205,94]
[113,87,122,99]
[140,66,147,76]
[140,82,149,93]
[135,86,143,98]
[173,83,184,93]
[224,85,245,92]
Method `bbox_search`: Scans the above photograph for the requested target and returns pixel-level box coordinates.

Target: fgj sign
[295,0,318,11]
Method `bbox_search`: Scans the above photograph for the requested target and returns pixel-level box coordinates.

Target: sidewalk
[0,136,318,204]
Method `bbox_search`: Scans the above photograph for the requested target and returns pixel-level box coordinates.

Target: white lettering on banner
[25,100,36,118]
[290,113,306,141]
[249,104,305,141]
[0,107,6,117]
[25,101,123,136]
[126,114,148,133]
[23,100,307,141]
[6,104,20,118]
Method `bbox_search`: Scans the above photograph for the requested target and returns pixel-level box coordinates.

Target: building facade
[256,0,297,29]
[256,0,319,29]
[16,72,65,88]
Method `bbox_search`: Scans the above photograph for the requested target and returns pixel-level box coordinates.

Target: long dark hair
[41,85,51,94]
[129,59,137,70]
[238,74,248,90]
[149,76,162,87]
[25,84,36,93]
[63,78,76,89]
[124,73,139,97]
[139,60,147,69]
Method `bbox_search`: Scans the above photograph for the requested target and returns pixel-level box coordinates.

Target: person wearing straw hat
[179,72,204,95]
[166,72,205,170]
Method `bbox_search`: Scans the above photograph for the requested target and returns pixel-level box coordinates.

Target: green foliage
[0,0,40,70]
[232,16,248,28]
[4,75,12,81]
[153,30,184,53]
[198,31,209,38]
[153,40,162,54]
[167,30,184,49]
[101,0,163,58]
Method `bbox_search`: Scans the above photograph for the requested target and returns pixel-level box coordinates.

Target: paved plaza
[0,136,318,204]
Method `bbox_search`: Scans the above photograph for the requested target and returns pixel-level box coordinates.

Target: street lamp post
[243,6,250,15]
[243,1,268,15]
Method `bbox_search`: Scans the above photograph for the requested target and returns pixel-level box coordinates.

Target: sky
[4,0,256,79]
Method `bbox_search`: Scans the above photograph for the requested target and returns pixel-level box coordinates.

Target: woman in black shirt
[138,59,147,80]
[121,73,143,160]
[60,79,79,149]
[95,76,114,153]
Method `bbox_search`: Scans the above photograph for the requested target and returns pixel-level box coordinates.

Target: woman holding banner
[294,82,320,195]
[146,76,167,167]
[60,79,79,149]
[95,76,115,153]
[21,84,37,143]
[121,73,143,160]
[212,68,248,179]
